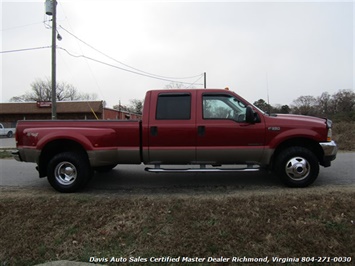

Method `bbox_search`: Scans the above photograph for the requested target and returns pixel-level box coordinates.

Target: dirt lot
[0,186,354,266]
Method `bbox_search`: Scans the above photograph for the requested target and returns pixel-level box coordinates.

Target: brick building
[0,101,142,127]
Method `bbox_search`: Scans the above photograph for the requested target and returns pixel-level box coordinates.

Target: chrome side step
[145,165,260,173]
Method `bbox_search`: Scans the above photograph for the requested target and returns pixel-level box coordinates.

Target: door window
[203,94,247,122]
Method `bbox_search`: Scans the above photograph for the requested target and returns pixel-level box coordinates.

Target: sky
[1,0,354,108]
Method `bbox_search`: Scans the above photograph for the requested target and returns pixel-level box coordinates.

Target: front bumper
[319,140,338,167]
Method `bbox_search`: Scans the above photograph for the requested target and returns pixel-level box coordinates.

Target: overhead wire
[1,21,44,32]
[0,46,51,54]
[58,47,204,86]
[59,25,203,81]
[57,3,106,102]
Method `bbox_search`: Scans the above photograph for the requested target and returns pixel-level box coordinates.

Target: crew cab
[13,89,338,192]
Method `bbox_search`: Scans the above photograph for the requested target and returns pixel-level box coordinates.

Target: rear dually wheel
[47,151,93,193]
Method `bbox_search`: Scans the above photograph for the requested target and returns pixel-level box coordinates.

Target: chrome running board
[145,165,260,173]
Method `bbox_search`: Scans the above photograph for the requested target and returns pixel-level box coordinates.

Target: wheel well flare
[38,139,88,177]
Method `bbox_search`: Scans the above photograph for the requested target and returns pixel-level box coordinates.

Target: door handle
[197,126,205,136]
[150,126,158,136]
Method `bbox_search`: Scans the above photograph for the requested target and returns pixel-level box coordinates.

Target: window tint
[156,94,191,120]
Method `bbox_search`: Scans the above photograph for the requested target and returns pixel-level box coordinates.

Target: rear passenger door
[147,91,196,164]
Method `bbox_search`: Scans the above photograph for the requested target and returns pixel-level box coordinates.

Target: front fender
[268,128,323,149]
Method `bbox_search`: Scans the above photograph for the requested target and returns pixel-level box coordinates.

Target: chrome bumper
[319,140,338,167]
[320,140,338,156]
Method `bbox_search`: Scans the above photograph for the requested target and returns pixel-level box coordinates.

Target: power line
[59,25,203,81]
[58,47,204,86]
[0,46,51,54]
[1,21,44,31]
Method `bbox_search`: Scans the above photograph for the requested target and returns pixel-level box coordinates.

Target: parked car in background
[0,123,16,138]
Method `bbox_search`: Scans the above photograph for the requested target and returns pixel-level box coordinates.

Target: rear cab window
[156,93,191,120]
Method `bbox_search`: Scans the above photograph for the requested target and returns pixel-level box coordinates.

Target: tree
[316,92,331,116]
[164,82,194,89]
[127,99,143,114]
[253,99,271,113]
[331,89,355,113]
[113,99,144,115]
[10,78,97,102]
[279,105,290,114]
[291,95,317,116]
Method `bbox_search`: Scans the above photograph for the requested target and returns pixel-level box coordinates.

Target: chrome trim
[320,140,338,156]
[145,166,260,173]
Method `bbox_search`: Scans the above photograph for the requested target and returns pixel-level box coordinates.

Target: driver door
[196,92,265,164]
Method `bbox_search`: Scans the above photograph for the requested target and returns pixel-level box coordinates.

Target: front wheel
[275,147,319,187]
[47,151,93,193]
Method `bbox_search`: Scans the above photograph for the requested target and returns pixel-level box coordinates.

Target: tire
[7,131,13,138]
[47,151,93,193]
[275,147,319,188]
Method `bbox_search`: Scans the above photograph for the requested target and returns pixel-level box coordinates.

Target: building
[0,101,142,127]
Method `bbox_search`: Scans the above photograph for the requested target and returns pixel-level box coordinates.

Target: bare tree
[331,89,355,113]
[291,95,317,116]
[10,78,97,102]
[316,92,332,116]
[164,82,189,89]
[128,99,143,114]
[113,99,143,115]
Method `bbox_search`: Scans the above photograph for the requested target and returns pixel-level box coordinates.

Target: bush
[332,122,355,150]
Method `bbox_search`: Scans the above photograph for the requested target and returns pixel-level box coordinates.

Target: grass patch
[0,150,13,159]
[0,187,354,265]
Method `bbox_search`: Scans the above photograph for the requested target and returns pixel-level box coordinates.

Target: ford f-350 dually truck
[13,89,338,192]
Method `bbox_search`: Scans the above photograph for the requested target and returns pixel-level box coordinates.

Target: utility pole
[204,72,206,88]
[51,0,57,119]
[46,0,57,119]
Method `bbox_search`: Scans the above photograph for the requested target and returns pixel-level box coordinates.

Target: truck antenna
[266,72,271,114]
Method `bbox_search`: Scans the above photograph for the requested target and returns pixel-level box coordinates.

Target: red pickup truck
[13,89,337,192]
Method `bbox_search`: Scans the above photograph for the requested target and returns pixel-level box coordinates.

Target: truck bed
[15,120,142,166]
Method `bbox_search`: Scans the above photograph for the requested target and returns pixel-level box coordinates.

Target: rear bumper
[12,150,22,162]
[12,148,40,163]
[319,140,338,167]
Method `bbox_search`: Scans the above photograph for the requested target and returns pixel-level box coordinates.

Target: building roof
[0,101,103,114]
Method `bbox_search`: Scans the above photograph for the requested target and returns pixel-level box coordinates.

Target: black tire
[47,151,93,193]
[275,147,319,188]
[7,131,13,138]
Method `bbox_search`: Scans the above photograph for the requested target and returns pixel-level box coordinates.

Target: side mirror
[246,105,260,123]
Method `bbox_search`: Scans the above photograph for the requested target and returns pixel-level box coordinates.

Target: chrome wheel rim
[285,157,310,181]
[54,161,77,186]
